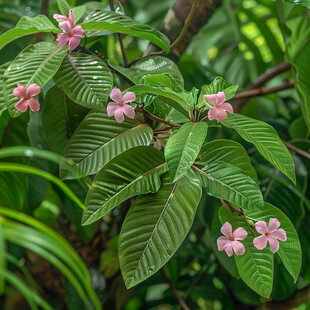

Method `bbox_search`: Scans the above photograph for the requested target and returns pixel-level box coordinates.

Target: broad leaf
[195,161,263,210]
[198,76,238,108]
[42,86,89,154]
[4,42,68,117]
[0,15,60,51]
[245,202,302,283]
[165,122,208,182]
[0,62,10,111]
[60,110,153,179]
[109,56,184,90]
[222,113,296,184]
[119,170,202,288]
[83,146,167,225]
[219,207,274,298]
[284,0,310,8]
[57,0,71,15]
[81,11,170,53]
[54,53,113,109]
[200,139,258,182]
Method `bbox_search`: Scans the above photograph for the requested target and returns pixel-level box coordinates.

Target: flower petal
[107,102,121,116]
[27,98,40,112]
[217,109,228,122]
[13,84,26,98]
[224,243,234,257]
[56,33,69,46]
[220,222,232,238]
[217,236,230,251]
[268,237,280,253]
[59,21,72,34]
[220,102,233,113]
[53,14,68,21]
[122,104,135,119]
[233,227,247,240]
[270,229,287,242]
[204,94,218,105]
[255,221,268,234]
[72,26,84,37]
[114,108,125,123]
[208,107,220,120]
[69,36,80,52]
[14,99,28,112]
[268,218,280,233]
[122,91,136,104]
[110,88,122,104]
[253,234,268,250]
[68,9,75,27]
[217,92,226,104]
[27,84,41,97]
[232,241,245,256]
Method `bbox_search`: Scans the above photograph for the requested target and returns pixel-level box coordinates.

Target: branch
[34,0,49,43]
[160,269,191,310]
[136,108,181,127]
[283,140,310,160]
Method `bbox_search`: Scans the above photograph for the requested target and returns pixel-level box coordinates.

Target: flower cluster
[217,218,287,257]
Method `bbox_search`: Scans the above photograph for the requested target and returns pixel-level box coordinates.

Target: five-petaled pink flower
[204,91,233,122]
[54,9,84,52]
[107,88,136,123]
[217,222,247,257]
[13,83,41,112]
[253,218,287,253]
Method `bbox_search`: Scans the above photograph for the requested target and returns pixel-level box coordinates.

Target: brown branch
[283,140,310,160]
[136,108,181,127]
[160,269,190,310]
[34,0,49,43]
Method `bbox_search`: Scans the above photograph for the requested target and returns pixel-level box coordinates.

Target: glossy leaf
[0,62,10,111]
[195,161,263,210]
[165,122,208,182]
[219,207,274,298]
[83,146,167,225]
[222,113,296,184]
[284,0,310,7]
[119,170,202,288]
[54,53,113,109]
[60,110,153,179]
[57,0,71,15]
[81,11,170,53]
[0,15,60,51]
[4,42,68,117]
[200,139,258,182]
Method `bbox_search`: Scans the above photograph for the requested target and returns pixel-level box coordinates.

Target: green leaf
[0,15,60,51]
[222,113,296,184]
[57,0,71,15]
[60,110,153,179]
[0,62,10,111]
[286,11,310,131]
[83,146,167,225]
[200,139,258,182]
[198,76,238,108]
[0,223,6,294]
[195,161,263,210]
[42,86,89,154]
[284,0,310,8]
[81,11,170,53]
[54,53,113,109]
[165,122,208,182]
[219,207,274,298]
[109,56,184,90]
[245,202,302,283]
[119,170,202,288]
[128,85,192,117]
[4,42,68,117]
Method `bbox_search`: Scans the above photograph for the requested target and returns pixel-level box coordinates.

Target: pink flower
[253,218,287,253]
[54,9,84,52]
[13,83,41,112]
[107,88,136,123]
[217,222,247,257]
[204,91,233,122]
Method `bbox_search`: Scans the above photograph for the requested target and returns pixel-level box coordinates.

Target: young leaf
[219,207,274,298]
[119,170,202,288]
[222,113,296,184]
[54,53,113,109]
[165,122,208,182]
[198,76,238,108]
[60,110,153,179]
[83,146,167,225]
[200,139,258,182]
[195,161,263,210]
[245,202,302,283]
[4,42,68,117]
[81,11,170,53]
[0,15,60,51]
